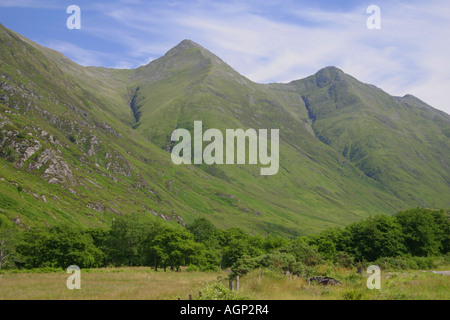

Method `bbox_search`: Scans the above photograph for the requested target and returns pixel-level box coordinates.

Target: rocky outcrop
[307,276,341,286]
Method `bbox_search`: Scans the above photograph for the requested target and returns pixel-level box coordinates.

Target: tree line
[0,208,448,275]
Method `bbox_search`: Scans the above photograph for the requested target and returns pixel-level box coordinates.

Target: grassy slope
[1,25,449,236]
[288,67,450,208]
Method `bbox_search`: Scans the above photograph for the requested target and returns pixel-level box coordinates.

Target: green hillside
[0,24,448,236]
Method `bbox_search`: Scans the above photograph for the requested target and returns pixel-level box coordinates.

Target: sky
[0,0,449,115]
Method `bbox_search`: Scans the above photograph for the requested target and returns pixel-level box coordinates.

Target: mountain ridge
[0,24,448,236]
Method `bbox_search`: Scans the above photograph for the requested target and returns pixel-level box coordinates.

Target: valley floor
[0,266,449,300]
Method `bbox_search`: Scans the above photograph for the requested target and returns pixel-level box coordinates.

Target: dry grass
[1,267,449,300]
[235,268,450,300]
[0,267,226,300]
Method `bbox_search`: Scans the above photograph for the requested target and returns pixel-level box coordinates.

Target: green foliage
[221,231,265,268]
[346,215,407,261]
[187,217,218,246]
[230,255,259,278]
[342,290,366,300]
[395,208,449,256]
[105,214,153,266]
[375,256,436,270]
[308,208,449,263]
[334,251,354,268]
[280,238,324,266]
[145,225,201,271]
[16,224,103,269]
[196,281,251,300]
[0,146,18,162]
[0,214,19,269]
[186,264,200,272]
[230,241,320,278]
[5,209,450,275]
[68,135,76,143]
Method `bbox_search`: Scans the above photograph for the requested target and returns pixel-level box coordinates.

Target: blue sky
[0,0,449,114]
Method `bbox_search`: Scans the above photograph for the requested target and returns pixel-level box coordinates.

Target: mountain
[0,23,449,236]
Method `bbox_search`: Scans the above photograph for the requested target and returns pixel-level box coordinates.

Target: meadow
[1,266,449,300]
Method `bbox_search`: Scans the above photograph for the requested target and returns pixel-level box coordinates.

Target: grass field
[0,266,449,300]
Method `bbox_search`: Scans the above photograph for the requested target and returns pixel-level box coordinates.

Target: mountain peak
[172,39,203,51]
[164,39,208,57]
[314,66,346,88]
[179,39,202,48]
[157,39,232,72]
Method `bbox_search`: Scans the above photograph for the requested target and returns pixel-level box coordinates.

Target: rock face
[307,276,341,286]
[42,159,73,184]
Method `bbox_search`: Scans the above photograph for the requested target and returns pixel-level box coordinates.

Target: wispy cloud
[1,0,449,113]
[43,40,135,69]
[0,0,59,8]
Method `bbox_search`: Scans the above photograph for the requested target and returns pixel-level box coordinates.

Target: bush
[411,256,435,270]
[187,264,200,272]
[1,146,18,162]
[196,281,251,300]
[17,224,104,269]
[342,290,365,300]
[374,256,435,270]
[68,135,76,143]
[290,262,312,277]
[346,215,407,261]
[280,238,324,266]
[258,252,295,271]
[395,208,445,256]
[334,251,354,268]
[231,255,259,278]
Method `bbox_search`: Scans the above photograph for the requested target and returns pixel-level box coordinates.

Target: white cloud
[9,0,450,114]
[0,0,59,8]
[44,40,114,67]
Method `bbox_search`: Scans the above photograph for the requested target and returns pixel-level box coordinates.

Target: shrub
[196,281,251,300]
[231,255,259,278]
[280,238,324,266]
[1,146,18,162]
[187,264,200,272]
[334,251,354,268]
[68,135,76,143]
[374,256,435,270]
[342,290,365,300]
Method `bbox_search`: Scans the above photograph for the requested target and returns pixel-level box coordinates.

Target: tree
[395,208,447,256]
[430,210,450,254]
[263,235,288,252]
[280,238,324,266]
[187,218,218,246]
[0,215,19,269]
[222,236,265,269]
[17,224,103,269]
[105,214,153,266]
[346,215,406,261]
[146,225,200,271]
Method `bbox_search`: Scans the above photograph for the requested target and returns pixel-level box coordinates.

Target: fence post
[236,276,239,292]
